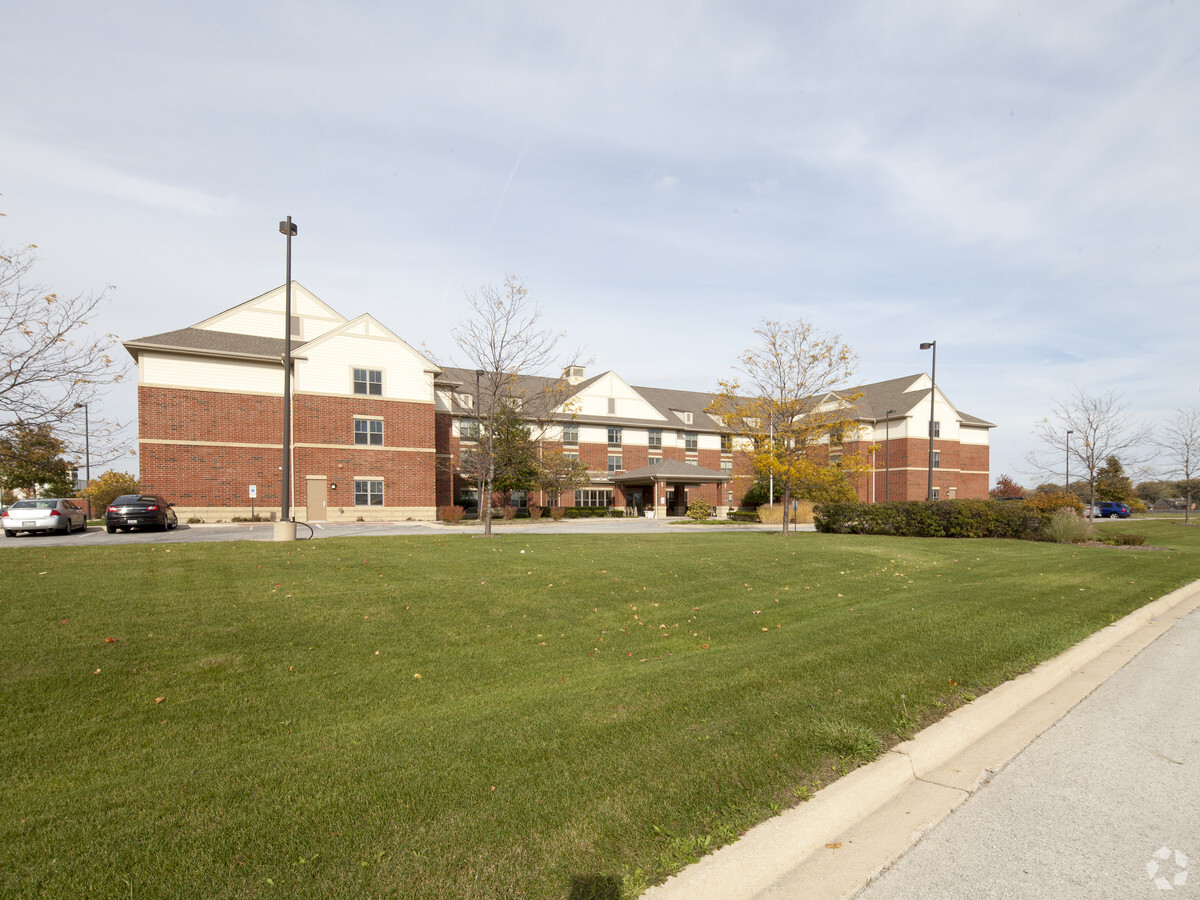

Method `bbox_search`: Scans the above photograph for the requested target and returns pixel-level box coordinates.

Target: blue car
[1096,501,1131,519]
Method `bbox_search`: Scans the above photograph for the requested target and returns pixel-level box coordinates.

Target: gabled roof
[609,459,731,484]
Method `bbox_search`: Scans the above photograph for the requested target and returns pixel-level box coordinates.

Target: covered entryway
[610,459,732,518]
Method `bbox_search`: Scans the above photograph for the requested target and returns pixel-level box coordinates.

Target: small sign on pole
[249,484,257,520]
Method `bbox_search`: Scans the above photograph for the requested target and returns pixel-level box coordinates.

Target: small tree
[1025,390,1152,513]
[490,404,541,497]
[0,423,72,497]
[535,449,591,507]
[79,470,140,518]
[447,275,578,537]
[990,474,1025,499]
[1094,456,1134,502]
[708,319,862,535]
[1159,408,1200,524]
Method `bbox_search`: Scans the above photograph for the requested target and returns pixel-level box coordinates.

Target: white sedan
[2,498,89,537]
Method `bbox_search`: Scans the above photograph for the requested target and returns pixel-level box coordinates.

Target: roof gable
[560,371,667,421]
[192,282,347,342]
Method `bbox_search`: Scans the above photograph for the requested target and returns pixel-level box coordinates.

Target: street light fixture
[278,216,298,539]
[920,341,936,501]
[885,409,896,502]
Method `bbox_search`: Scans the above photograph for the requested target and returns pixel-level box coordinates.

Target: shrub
[686,498,713,520]
[1043,508,1087,544]
[1024,491,1083,514]
[755,502,815,525]
[1101,532,1146,546]
[608,508,625,517]
[728,510,759,523]
[527,505,544,520]
[757,505,784,525]
[439,505,465,523]
[187,516,204,524]
[550,506,567,521]
[500,505,517,520]
[79,470,140,518]
[814,500,1046,540]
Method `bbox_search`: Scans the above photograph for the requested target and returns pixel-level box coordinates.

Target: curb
[641,578,1200,900]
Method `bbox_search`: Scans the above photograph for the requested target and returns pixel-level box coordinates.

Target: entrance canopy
[609,459,731,486]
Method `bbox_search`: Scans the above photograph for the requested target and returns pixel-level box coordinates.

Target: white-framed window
[290,315,302,339]
[460,418,480,440]
[830,452,842,468]
[562,423,578,445]
[575,489,614,507]
[607,397,616,414]
[649,456,661,466]
[607,454,622,473]
[929,420,941,438]
[354,479,384,506]
[932,450,941,468]
[608,426,622,446]
[563,450,578,460]
[354,418,383,446]
[721,460,733,476]
[648,428,662,448]
[685,432,698,451]
[932,487,941,500]
[720,434,732,453]
[509,490,529,508]
[353,368,382,396]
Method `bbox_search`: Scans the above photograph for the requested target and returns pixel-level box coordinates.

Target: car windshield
[12,500,55,509]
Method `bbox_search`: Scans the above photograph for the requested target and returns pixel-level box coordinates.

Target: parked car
[2,498,88,537]
[106,494,178,533]
[1081,504,1102,518]
[1096,501,1132,519]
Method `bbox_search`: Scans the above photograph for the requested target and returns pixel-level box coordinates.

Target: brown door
[306,478,327,522]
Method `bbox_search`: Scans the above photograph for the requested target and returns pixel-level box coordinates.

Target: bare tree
[448,275,577,536]
[1,241,131,463]
[1024,390,1152,512]
[708,319,864,534]
[1159,408,1200,524]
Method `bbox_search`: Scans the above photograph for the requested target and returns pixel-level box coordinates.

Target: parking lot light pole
[1066,430,1073,494]
[920,341,936,501]
[885,409,896,501]
[475,369,485,516]
[276,217,298,542]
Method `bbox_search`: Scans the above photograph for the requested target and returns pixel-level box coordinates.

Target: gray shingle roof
[124,328,302,360]
[609,459,731,484]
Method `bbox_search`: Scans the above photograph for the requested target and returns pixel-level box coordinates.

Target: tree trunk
[781,485,791,535]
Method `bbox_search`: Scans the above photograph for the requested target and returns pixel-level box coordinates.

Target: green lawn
[2,522,1197,899]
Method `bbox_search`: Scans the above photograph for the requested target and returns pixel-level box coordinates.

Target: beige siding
[141,352,282,395]
[296,333,434,402]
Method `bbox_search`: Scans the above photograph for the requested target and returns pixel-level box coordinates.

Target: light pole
[1066,430,1073,495]
[768,417,774,508]
[920,341,936,501]
[277,216,298,541]
[885,408,896,502]
[475,368,485,517]
[75,402,91,516]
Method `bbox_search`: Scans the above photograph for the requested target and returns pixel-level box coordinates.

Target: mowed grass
[2,522,1198,899]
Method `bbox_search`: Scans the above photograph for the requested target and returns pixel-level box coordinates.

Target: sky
[3,0,1198,485]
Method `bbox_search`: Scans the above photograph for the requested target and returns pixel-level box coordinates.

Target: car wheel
[80,520,88,532]
[106,525,116,534]
[64,519,74,535]
[3,530,13,538]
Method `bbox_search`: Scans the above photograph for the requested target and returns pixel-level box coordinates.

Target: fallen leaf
[413,673,422,679]
[105,637,116,643]
[155,696,165,704]
[825,842,842,849]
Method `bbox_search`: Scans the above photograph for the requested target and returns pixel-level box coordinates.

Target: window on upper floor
[608,426,622,446]
[290,315,302,339]
[648,428,662,448]
[607,454,622,473]
[932,450,941,468]
[929,420,941,438]
[649,456,661,466]
[460,418,480,440]
[607,397,616,414]
[684,432,698,451]
[354,418,383,446]
[721,459,733,476]
[562,423,578,445]
[353,368,382,395]
[720,434,732,453]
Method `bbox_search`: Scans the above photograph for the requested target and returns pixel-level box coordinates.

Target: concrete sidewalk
[642,579,1200,900]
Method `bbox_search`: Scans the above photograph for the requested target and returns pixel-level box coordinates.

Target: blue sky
[3,0,1197,484]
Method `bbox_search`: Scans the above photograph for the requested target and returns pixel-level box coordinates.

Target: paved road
[1,517,794,547]
[856,606,1200,899]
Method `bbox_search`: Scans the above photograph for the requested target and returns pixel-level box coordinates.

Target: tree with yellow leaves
[708,319,872,534]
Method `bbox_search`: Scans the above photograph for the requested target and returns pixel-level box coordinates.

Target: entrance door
[306,477,327,521]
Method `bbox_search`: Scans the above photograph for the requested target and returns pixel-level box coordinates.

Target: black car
[106,494,178,533]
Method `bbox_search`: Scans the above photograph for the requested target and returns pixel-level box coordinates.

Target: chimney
[563,365,586,385]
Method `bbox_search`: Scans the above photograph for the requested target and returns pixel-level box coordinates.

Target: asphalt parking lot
[1,517,785,547]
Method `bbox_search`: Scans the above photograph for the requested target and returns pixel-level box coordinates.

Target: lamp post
[75,402,91,516]
[768,417,774,508]
[1066,430,1073,495]
[885,408,896,502]
[920,341,936,501]
[277,216,298,541]
[475,368,485,517]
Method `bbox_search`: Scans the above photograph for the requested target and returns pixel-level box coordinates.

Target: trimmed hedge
[813,500,1055,540]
